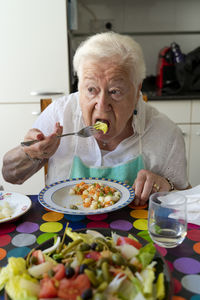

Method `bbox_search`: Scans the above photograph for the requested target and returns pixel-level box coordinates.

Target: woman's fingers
[23,123,63,160]
[52,122,63,136]
[24,128,44,141]
[41,123,64,157]
[133,170,170,206]
[133,171,146,205]
[36,133,45,141]
[140,177,154,204]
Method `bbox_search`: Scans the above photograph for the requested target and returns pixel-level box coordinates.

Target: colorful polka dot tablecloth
[1,195,200,299]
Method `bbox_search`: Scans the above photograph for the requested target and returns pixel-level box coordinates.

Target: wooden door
[40,99,52,177]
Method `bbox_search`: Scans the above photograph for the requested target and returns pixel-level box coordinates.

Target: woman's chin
[95,132,109,142]
[95,132,105,139]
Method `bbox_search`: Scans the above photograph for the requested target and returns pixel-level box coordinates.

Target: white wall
[71,0,200,76]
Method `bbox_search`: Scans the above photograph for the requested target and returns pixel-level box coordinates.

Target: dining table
[1,192,200,300]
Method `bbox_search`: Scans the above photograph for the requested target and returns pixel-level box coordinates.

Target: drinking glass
[148,191,187,248]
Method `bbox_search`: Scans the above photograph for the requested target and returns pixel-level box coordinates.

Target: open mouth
[94,119,110,133]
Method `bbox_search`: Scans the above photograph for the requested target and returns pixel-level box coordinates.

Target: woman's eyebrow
[83,76,96,81]
[109,78,126,85]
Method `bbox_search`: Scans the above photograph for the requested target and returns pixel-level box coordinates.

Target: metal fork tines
[21,126,98,147]
[57,126,97,138]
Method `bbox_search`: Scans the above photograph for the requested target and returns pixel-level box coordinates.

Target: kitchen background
[0,0,200,194]
[69,0,200,89]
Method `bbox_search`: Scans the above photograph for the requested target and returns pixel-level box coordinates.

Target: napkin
[176,185,200,225]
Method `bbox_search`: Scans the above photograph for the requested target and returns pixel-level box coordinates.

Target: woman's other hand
[133,169,172,206]
[23,122,63,160]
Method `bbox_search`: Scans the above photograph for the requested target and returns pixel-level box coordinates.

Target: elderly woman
[2,32,190,205]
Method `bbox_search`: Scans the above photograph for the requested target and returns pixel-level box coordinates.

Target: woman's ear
[136,82,142,102]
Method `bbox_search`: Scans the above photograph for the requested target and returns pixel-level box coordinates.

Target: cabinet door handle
[31,111,40,116]
[182,131,187,136]
[30,91,64,96]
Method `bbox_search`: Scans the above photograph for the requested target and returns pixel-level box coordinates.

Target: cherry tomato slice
[53,263,66,280]
[58,274,91,300]
[117,236,142,249]
[39,277,58,298]
[85,251,101,261]
[32,250,45,264]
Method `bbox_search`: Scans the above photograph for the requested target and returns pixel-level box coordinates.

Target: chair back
[40,98,52,178]
[143,94,148,102]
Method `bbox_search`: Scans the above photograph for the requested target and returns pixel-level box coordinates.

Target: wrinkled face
[78,59,141,146]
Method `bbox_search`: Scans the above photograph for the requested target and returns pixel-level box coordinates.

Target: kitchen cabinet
[189,125,200,187]
[148,101,191,124]
[149,100,190,166]
[0,0,69,194]
[0,103,45,194]
[189,101,200,187]
[191,100,200,122]
[176,124,190,176]
[0,0,69,102]
[149,99,200,187]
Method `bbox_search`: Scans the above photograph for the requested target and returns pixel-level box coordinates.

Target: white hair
[73,31,146,86]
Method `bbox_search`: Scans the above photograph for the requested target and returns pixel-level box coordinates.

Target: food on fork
[69,181,121,209]
[93,121,108,134]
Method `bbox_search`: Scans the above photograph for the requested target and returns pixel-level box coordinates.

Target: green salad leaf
[137,242,156,267]
[0,257,39,300]
[0,257,27,290]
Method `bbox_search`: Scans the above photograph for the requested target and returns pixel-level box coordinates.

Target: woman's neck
[97,127,134,151]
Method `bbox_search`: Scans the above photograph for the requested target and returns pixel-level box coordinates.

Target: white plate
[38,178,135,215]
[0,192,32,223]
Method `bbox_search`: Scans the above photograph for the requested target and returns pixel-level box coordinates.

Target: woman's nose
[95,91,111,112]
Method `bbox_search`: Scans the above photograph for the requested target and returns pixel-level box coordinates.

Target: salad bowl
[4,228,173,300]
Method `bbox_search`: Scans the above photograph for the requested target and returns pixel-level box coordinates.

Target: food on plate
[0,226,166,300]
[69,181,121,209]
[93,121,108,134]
[0,201,13,220]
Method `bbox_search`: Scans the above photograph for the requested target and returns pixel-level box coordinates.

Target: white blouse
[33,92,189,189]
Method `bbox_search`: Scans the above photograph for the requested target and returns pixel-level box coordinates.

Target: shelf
[71,30,200,38]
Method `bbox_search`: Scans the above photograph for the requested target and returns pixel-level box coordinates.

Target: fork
[21,126,98,147]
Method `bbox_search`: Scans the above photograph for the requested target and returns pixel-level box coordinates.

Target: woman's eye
[110,89,120,95]
[109,89,123,100]
[88,87,96,94]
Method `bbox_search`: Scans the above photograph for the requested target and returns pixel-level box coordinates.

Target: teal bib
[70,154,145,186]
